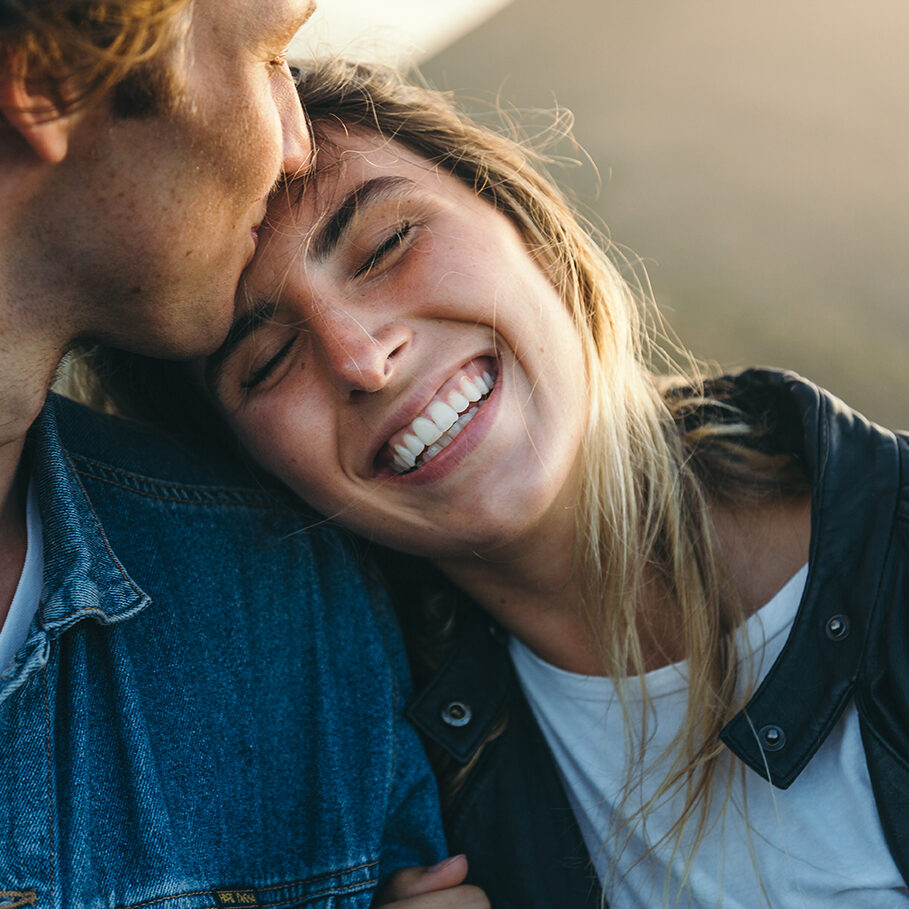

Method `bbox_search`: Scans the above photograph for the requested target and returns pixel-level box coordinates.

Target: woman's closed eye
[241,332,298,391]
[353,220,413,279]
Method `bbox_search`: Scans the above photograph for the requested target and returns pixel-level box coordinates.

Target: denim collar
[1,396,150,698]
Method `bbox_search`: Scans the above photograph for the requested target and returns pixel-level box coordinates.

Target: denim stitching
[289,875,378,905]
[116,861,380,909]
[41,668,55,901]
[72,473,270,508]
[0,891,38,908]
[68,455,275,509]
[61,451,147,604]
[180,881,379,909]
[118,888,217,909]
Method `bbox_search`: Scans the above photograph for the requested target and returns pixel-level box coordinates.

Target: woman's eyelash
[241,334,296,391]
[237,220,415,392]
[354,221,412,278]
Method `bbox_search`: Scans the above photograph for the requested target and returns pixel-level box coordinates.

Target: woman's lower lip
[380,367,501,485]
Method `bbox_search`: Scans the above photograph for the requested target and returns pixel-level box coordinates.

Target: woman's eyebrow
[313,175,417,261]
[205,300,277,391]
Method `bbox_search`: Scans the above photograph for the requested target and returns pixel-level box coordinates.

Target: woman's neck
[433,493,812,678]
[711,494,812,618]
[434,502,605,675]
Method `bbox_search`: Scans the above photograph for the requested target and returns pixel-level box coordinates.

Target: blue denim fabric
[0,394,446,908]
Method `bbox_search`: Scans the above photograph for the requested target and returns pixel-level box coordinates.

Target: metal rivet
[488,622,507,643]
[825,614,850,641]
[759,724,786,751]
[441,700,472,727]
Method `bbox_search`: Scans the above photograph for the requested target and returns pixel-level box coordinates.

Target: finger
[374,855,468,903]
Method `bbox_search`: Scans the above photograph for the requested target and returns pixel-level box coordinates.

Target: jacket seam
[855,435,903,685]
[62,451,147,601]
[857,695,909,774]
[443,702,508,832]
[67,453,277,509]
[115,860,380,909]
[41,667,55,901]
[0,892,37,908]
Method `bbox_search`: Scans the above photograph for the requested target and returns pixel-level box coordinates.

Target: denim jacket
[407,369,909,908]
[0,394,446,909]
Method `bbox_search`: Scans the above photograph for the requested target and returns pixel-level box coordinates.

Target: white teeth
[394,444,416,468]
[447,390,470,413]
[412,416,443,446]
[460,377,482,402]
[423,441,445,463]
[427,400,459,432]
[384,369,496,475]
[402,433,423,457]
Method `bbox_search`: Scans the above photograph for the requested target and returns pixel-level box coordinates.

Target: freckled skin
[31,0,314,360]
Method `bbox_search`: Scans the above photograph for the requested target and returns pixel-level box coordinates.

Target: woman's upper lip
[364,352,496,474]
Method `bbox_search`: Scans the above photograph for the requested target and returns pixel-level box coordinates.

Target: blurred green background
[415,0,907,427]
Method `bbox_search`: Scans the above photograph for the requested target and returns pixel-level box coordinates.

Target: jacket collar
[2,396,151,699]
[407,607,512,763]
[720,369,903,787]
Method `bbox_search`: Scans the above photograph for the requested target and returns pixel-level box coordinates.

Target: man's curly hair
[0,0,190,117]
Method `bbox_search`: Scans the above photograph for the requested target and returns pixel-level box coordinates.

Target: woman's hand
[373,855,490,907]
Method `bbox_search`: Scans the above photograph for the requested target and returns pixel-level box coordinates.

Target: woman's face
[207,128,589,559]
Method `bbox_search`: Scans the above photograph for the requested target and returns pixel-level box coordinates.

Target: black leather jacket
[406,369,909,908]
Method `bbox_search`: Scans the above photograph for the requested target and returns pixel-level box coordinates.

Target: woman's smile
[375,356,498,477]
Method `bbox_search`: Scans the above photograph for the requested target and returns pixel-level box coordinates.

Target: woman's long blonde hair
[66,57,807,901]
[293,59,806,899]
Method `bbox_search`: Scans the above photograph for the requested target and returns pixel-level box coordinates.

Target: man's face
[57,0,315,359]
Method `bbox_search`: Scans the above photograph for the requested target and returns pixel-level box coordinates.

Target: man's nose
[277,75,312,179]
[316,310,412,396]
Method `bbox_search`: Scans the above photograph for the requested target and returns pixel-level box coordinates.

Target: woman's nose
[315,309,411,395]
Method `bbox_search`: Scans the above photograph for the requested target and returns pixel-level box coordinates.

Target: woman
[79,60,909,907]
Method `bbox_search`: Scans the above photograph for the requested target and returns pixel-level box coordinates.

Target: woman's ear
[0,59,80,163]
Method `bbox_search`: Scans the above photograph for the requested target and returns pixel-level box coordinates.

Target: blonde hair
[66,57,807,900]
[294,59,807,899]
[0,0,190,116]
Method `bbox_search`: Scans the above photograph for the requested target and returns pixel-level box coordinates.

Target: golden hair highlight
[0,0,191,116]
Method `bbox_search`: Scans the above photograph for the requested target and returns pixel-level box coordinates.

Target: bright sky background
[289,0,514,67]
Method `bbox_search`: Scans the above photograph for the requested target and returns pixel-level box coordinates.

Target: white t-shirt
[0,479,43,676]
[510,566,908,907]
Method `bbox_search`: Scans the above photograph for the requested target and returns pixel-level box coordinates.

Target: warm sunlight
[289,0,514,66]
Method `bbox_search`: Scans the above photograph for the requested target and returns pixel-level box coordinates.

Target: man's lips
[374,357,498,476]
[247,203,268,261]
[244,223,261,268]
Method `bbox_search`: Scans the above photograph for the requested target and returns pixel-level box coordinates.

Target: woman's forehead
[293,127,442,216]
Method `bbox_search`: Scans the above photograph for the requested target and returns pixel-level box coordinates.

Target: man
[0,3,489,904]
